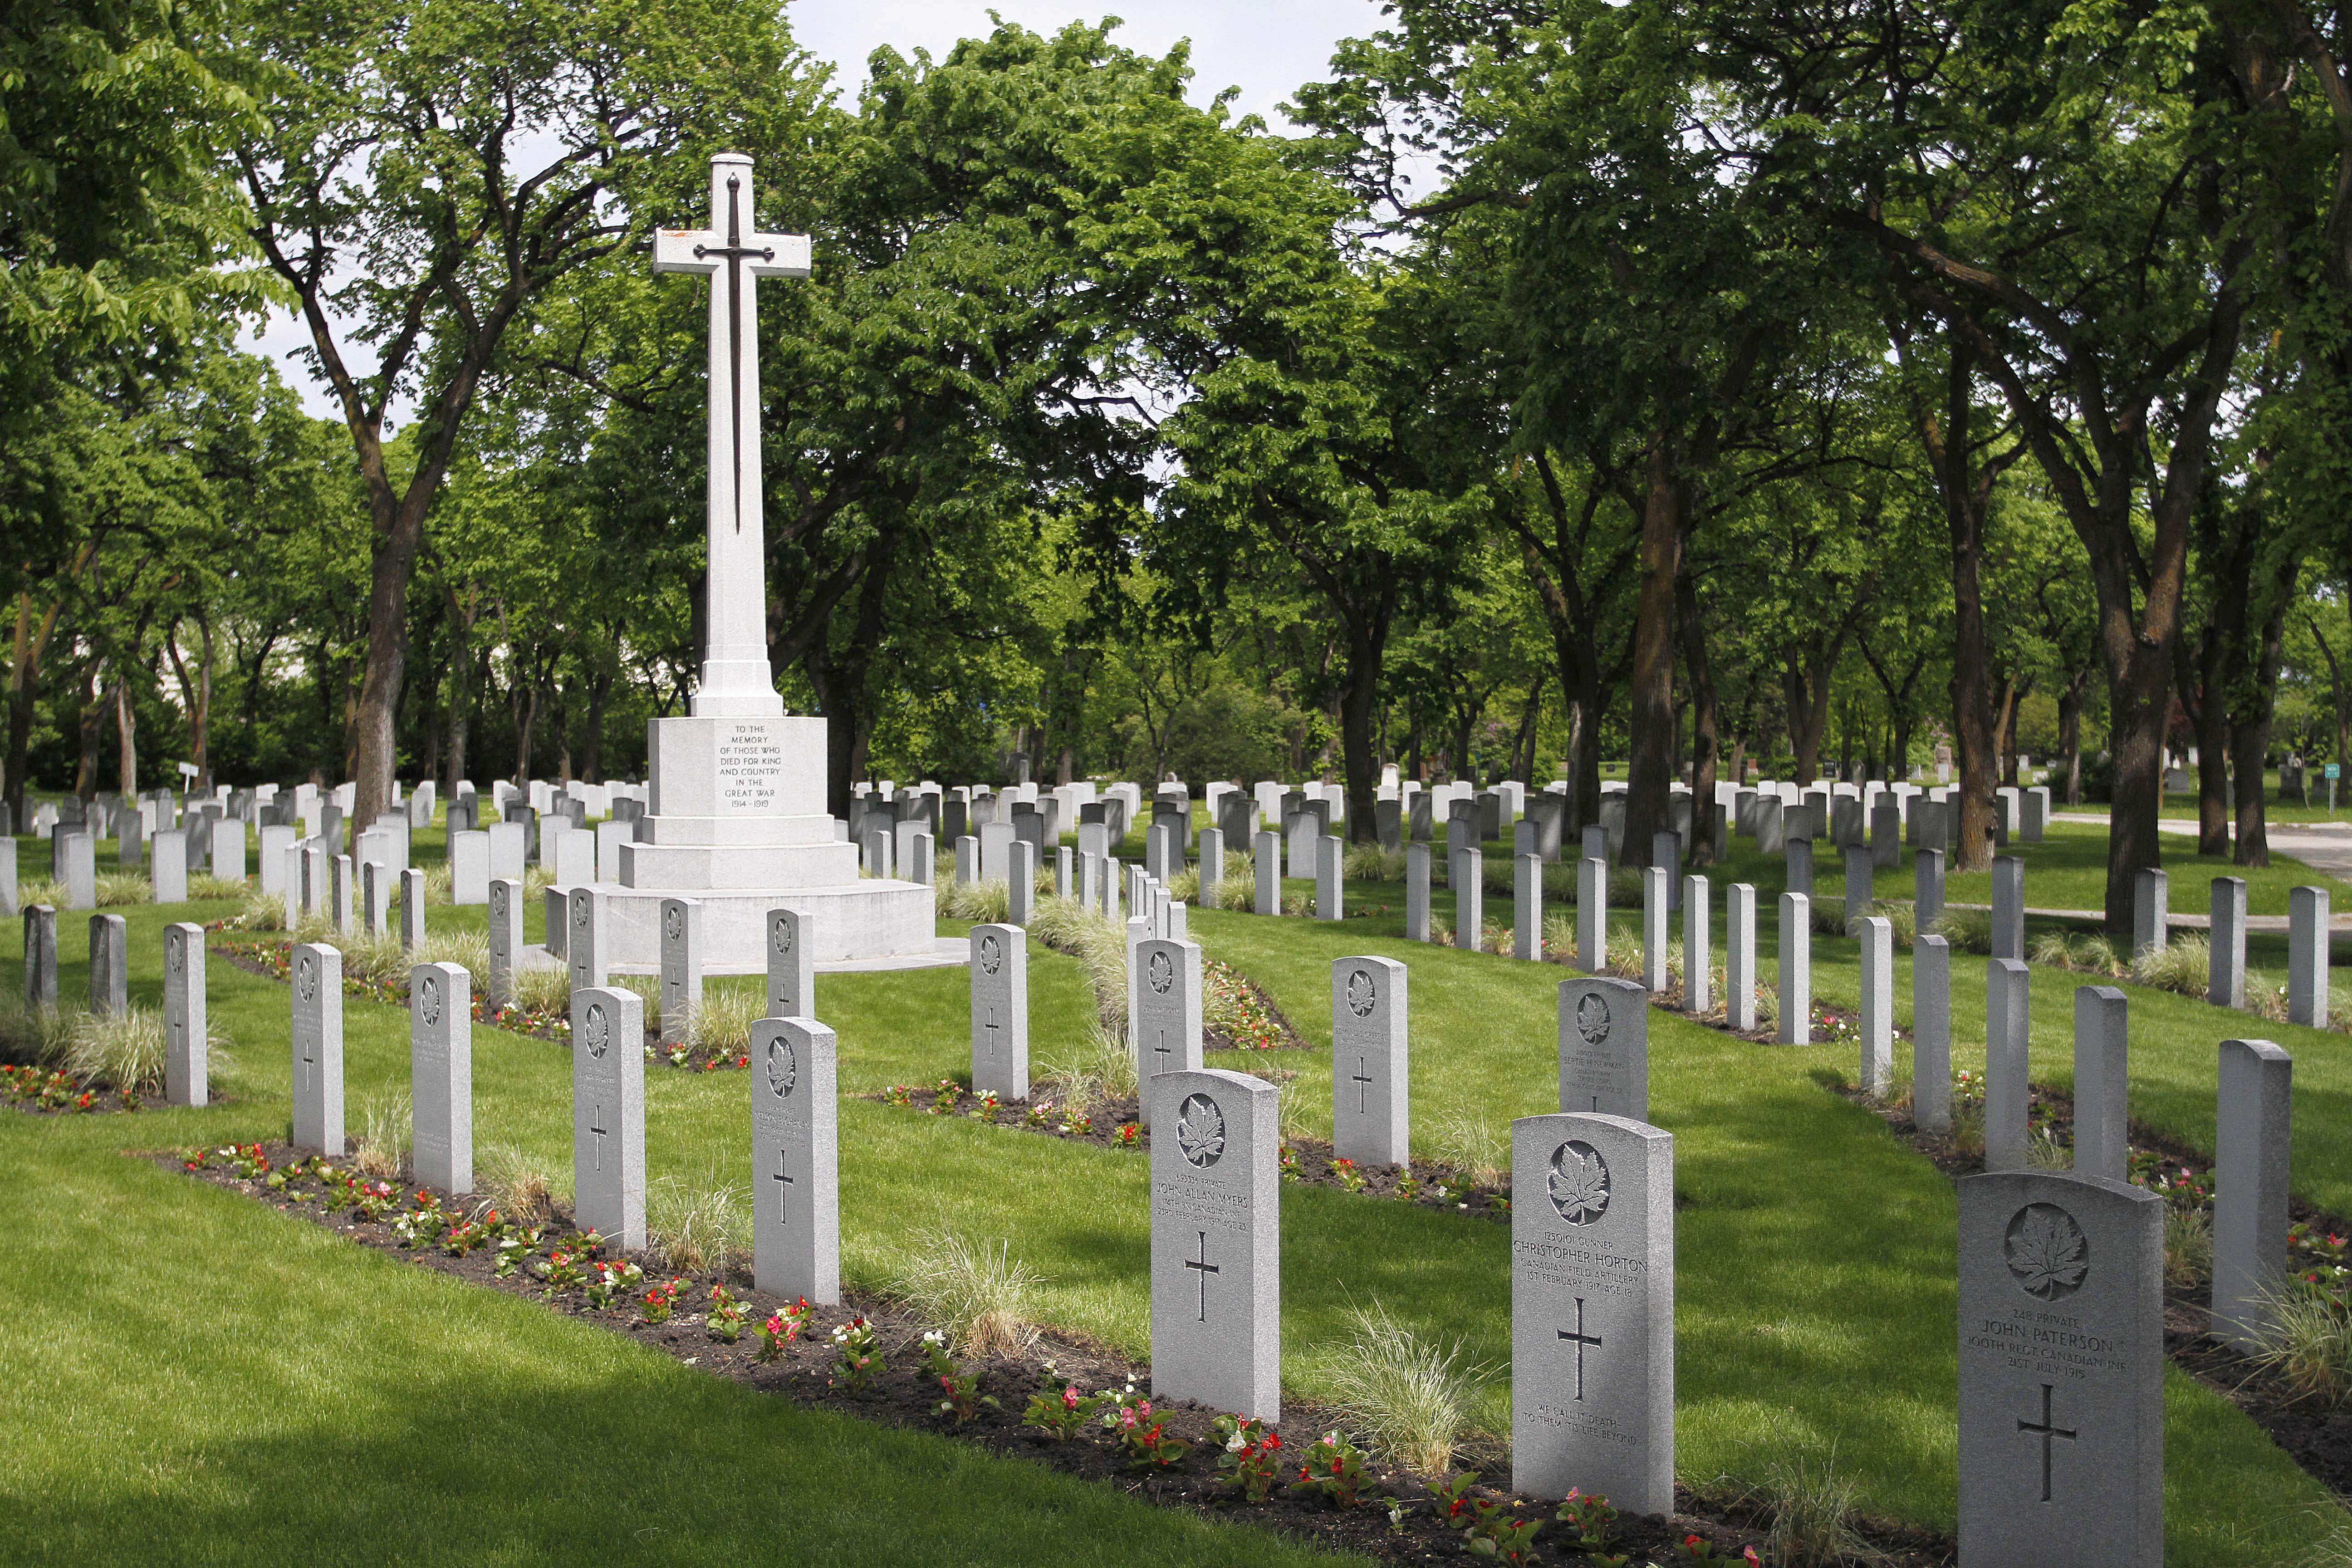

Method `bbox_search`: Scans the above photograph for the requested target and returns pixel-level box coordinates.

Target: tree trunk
[581,667,610,784]
[1339,628,1384,844]
[115,677,137,796]
[2230,561,2296,867]
[2191,637,2232,855]
[1677,563,1719,862]
[2057,674,2087,806]
[74,664,102,800]
[1621,436,1682,865]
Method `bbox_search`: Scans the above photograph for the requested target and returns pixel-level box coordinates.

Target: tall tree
[238,0,820,826]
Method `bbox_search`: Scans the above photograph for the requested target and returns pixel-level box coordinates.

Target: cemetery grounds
[4,808,2352,1565]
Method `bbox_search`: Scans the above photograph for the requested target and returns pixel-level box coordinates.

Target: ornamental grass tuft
[239,890,291,932]
[2131,935,2211,997]
[63,1009,192,1095]
[2246,1284,2352,1407]
[353,1093,412,1180]
[688,984,763,1056]
[97,872,154,906]
[186,873,249,902]
[512,964,573,1019]
[893,1228,1040,1358]
[0,995,81,1068]
[1316,1303,1487,1477]
[2164,1204,2213,1289]
[477,1142,562,1222]
[1752,1448,1882,1568]
[1929,906,1994,954]
[647,1165,749,1274]
[1424,1106,1505,1188]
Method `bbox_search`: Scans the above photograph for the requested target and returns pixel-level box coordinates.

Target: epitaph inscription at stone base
[1958,1171,2161,1568]
[751,1016,840,1304]
[1511,1112,1675,1513]
[1150,1068,1279,1421]
[1557,977,1648,1119]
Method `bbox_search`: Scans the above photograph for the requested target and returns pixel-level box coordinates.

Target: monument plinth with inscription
[571,153,941,974]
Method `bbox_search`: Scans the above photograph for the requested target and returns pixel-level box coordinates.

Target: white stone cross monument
[559,155,941,974]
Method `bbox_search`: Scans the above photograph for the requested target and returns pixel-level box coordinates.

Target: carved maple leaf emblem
[1549,1142,1610,1225]
[1176,1094,1225,1168]
[2005,1204,2088,1300]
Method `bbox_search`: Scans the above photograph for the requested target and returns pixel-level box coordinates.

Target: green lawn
[5,848,2347,1564]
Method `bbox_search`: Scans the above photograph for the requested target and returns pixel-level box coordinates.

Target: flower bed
[0,1063,150,1115]
[168,1140,1954,1568]
[1204,960,1304,1051]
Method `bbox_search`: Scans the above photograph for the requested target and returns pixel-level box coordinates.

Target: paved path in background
[2012,813,2352,932]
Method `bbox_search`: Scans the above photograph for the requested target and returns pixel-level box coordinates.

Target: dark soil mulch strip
[205,933,749,1072]
[163,1141,1954,1568]
[866,1083,1513,1221]
[1843,1081,2352,1501]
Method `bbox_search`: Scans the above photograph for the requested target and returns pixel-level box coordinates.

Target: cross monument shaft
[653,153,811,719]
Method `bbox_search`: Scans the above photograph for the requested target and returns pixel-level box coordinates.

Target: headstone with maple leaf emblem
[290,943,344,1157]
[1511,1111,1673,1511]
[1150,1067,1279,1421]
[571,985,645,1250]
[2212,1038,2291,1352]
[410,961,472,1194]
[1915,845,1945,928]
[1959,1170,2161,1566]
[1332,956,1407,1165]
[1558,977,1648,1119]
[1134,936,1203,1129]
[486,878,521,1010]
[1785,836,1814,899]
[751,1015,839,1303]
[970,923,1029,1103]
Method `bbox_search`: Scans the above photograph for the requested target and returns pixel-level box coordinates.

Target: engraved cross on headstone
[771,1146,794,1225]
[1351,1054,1374,1114]
[983,1008,999,1060]
[2017,1382,2077,1502]
[1558,1297,1603,1400]
[1153,1029,1172,1076]
[1185,1230,1220,1322]
[591,1104,608,1172]
[652,154,811,719]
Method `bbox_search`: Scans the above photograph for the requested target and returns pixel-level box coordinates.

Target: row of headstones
[18,906,216,1107]
[953,907,2269,1565]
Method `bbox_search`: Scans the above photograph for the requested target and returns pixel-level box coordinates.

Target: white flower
[1225,1433,1247,1452]
[922,1329,945,1345]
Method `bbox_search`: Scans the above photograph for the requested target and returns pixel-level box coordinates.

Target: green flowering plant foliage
[1291,1430,1367,1508]
[1099,1384,1191,1470]
[1212,1414,1284,1502]
[705,1284,748,1343]
[831,1316,882,1389]
[1021,1363,1100,1439]
[758,1298,811,1362]
[921,1331,999,1423]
